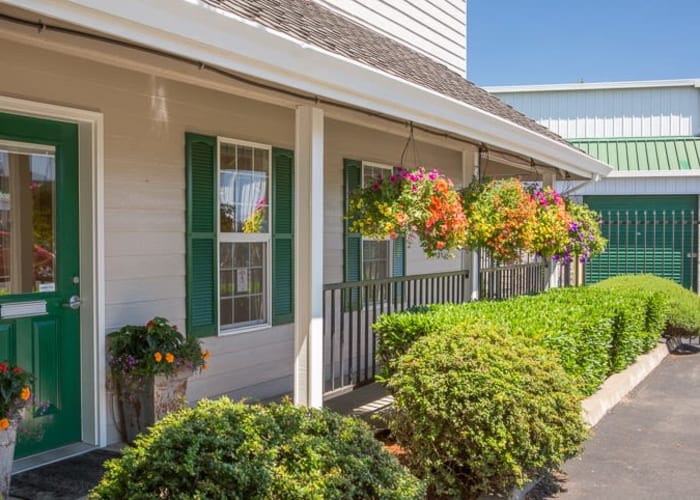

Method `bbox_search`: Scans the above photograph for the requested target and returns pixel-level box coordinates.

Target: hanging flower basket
[347,167,468,258]
[528,186,572,259]
[461,178,538,262]
[555,201,607,264]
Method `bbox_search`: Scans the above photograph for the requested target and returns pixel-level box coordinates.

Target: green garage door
[584,195,699,291]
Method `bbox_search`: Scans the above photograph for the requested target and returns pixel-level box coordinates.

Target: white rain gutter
[7,0,612,179]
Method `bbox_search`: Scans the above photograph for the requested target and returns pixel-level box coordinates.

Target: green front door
[0,112,81,457]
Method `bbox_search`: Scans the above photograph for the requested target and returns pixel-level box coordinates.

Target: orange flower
[146,320,155,329]
[202,364,209,371]
[20,387,30,401]
[202,350,210,361]
[165,352,175,364]
[0,418,9,430]
[154,352,163,363]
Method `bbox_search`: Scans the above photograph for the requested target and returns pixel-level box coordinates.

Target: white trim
[0,95,107,449]
[6,0,611,180]
[607,170,700,178]
[294,106,324,408]
[486,78,700,94]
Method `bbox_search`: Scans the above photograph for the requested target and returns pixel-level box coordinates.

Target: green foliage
[388,324,588,499]
[91,398,424,500]
[376,284,666,395]
[595,274,700,337]
[108,316,207,381]
[0,361,33,421]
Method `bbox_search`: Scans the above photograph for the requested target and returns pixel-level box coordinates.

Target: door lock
[63,295,81,310]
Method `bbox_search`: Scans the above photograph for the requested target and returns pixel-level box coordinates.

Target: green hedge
[91,398,424,499]
[595,274,700,336]
[375,282,666,395]
[388,323,588,498]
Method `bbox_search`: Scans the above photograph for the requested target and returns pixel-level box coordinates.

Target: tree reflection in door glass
[0,142,56,295]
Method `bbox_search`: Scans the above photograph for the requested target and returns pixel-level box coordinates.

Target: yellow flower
[165,352,175,364]
[20,387,30,401]
[154,352,163,363]
[0,418,9,430]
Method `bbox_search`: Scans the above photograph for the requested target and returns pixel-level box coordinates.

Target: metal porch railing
[323,270,468,395]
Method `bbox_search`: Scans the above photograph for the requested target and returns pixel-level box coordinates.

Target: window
[218,140,270,331]
[186,133,294,338]
[361,163,393,281]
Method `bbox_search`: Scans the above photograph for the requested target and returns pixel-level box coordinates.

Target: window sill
[219,322,272,337]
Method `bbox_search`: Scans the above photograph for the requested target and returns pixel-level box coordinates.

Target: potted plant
[0,362,33,497]
[108,317,209,443]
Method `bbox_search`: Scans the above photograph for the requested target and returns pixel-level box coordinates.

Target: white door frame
[0,95,106,448]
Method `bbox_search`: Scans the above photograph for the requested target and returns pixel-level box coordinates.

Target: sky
[467,0,700,86]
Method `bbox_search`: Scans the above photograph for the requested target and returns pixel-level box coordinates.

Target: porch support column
[542,170,560,290]
[462,150,480,301]
[294,106,325,408]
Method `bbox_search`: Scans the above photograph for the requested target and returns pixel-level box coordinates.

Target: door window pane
[363,240,390,280]
[0,142,56,294]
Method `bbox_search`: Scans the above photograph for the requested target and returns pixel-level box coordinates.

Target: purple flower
[389,175,397,183]
[428,172,438,181]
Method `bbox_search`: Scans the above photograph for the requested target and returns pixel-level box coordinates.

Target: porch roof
[6,0,612,179]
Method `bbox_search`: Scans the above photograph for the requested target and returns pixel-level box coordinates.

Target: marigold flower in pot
[107,316,208,443]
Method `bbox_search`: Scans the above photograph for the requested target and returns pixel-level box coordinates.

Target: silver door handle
[63,295,81,310]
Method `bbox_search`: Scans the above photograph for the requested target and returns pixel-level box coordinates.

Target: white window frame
[217,137,273,335]
[361,161,394,280]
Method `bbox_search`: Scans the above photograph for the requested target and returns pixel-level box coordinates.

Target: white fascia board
[486,79,700,94]
[607,170,700,178]
[9,0,611,178]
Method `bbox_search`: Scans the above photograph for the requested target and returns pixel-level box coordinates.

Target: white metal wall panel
[560,177,700,197]
[316,0,466,75]
[494,87,699,139]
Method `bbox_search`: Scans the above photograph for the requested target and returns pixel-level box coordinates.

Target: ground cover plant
[90,398,424,500]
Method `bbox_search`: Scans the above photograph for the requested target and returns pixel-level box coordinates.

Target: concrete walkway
[552,343,700,499]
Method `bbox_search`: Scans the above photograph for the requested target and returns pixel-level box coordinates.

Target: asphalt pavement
[553,342,700,499]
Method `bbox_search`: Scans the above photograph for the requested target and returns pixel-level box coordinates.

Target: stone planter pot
[116,368,193,444]
[0,423,17,499]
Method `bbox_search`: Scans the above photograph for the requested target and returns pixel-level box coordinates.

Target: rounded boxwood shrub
[387,321,588,499]
[91,398,424,499]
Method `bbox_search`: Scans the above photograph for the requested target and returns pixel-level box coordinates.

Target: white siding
[493,87,700,139]
[316,0,466,75]
[563,176,700,197]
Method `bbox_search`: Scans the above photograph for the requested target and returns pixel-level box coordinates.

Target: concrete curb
[581,337,678,427]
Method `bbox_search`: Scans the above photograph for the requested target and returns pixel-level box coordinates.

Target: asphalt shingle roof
[201,0,569,146]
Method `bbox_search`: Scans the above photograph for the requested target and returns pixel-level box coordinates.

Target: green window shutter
[393,236,405,277]
[186,133,218,338]
[272,148,294,325]
[343,159,362,283]
[343,159,362,311]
